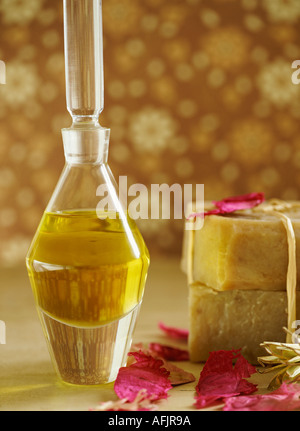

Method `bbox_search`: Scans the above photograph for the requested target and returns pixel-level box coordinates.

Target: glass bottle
[26,0,149,386]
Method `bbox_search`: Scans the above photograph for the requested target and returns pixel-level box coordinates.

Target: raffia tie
[254,199,300,344]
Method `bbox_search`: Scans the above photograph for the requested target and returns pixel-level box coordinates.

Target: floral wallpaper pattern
[0,0,300,265]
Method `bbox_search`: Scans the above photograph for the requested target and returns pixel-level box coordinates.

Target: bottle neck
[62,124,110,164]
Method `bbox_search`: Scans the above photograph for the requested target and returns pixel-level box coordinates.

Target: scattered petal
[149,343,189,361]
[130,343,195,386]
[158,322,189,340]
[188,192,265,218]
[234,354,257,379]
[163,361,196,386]
[223,383,300,411]
[128,350,167,370]
[114,350,172,402]
[195,349,257,408]
[212,192,265,214]
[199,349,241,377]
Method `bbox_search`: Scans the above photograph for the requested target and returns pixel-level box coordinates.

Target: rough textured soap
[189,282,300,364]
[183,207,300,291]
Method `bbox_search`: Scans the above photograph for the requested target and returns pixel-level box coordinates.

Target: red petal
[158,322,189,340]
[114,350,172,402]
[199,349,241,379]
[195,350,257,408]
[149,343,189,361]
[128,350,167,370]
[130,343,195,387]
[213,192,265,212]
[223,383,300,411]
[234,355,257,379]
[114,367,171,402]
[195,372,241,408]
[198,192,265,217]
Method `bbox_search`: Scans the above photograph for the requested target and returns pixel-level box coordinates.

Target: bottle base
[38,304,141,385]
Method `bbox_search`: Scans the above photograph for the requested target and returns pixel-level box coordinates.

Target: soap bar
[188,282,300,364]
[182,206,300,291]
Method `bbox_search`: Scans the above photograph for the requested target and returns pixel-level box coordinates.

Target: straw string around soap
[187,228,195,287]
[255,200,299,344]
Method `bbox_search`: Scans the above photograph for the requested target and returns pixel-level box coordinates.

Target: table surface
[0,256,275,412]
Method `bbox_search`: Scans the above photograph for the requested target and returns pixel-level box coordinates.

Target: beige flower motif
[112,45,140,73]
[202,179,234,201]
[190,115,219,152]
[30,169,58,196]
[1,236,32,266]
[275,113,298,138]
[221,86,242,110]
[190,128,214,152]
[151,77,178,105]
[257,58,300,108]
[162,39,191,63]
[107,105,128,125]
[268,25,297,43]
[229,119,273,165]
[21,205,43,232]
[129,107,177,153]
[160,4,188,25]
[175,157,194,179]
[0,60,40,109]
[0,0,45,25]
[262,0,300,23]
[202,27,250,70]
[103,0,142,37]
[246,173,277,199]
[200,8,220,29]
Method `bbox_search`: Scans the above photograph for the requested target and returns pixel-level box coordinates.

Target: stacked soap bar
[182,205,300,364]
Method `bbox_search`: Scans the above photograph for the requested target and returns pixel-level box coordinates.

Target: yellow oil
[26,210,149,385]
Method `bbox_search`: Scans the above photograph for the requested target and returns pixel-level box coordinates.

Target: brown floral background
[0,0,300,266]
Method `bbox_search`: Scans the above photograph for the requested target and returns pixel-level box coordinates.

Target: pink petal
[130,343,195,387]
[199,349,241,378]
[149,343,189,361]
[128,350,167,370]
[158,322,189,340]
[223,383,300,411]
[189,192,265,218]
[234,355,257,379]
[195,350,257,408]
[114,350,172,402]
[213,192,265,213]
[195,372,241,408]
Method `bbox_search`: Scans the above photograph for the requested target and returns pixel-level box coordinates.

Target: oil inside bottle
[26,210,149,385]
